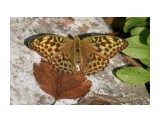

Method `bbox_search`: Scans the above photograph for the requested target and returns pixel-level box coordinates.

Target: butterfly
[24,33,128,75]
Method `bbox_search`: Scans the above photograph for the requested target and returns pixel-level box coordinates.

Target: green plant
[116,17,150,85]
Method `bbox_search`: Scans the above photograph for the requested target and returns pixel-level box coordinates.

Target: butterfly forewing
[26,34,77,74]
[81,35,128,59]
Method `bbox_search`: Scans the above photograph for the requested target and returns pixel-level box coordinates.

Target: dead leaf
[123,55,143,67]
[33,59,92,101]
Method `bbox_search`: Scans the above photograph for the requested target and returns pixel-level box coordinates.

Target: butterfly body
[25,34,128,75]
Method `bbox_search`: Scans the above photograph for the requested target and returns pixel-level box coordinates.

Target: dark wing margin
[24,33,57,48]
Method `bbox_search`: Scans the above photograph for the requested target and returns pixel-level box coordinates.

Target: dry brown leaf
[123,55,143,67]
[33,59,92,100]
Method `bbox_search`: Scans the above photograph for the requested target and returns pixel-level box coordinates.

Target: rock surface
[10,17,149,105]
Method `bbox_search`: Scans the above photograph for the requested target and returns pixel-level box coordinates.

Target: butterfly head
[74,36,81,41]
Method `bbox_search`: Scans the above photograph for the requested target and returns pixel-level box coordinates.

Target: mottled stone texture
[10,17,149,105]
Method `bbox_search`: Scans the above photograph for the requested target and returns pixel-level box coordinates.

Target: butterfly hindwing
[80,52,109,75]
[48,53,77,74]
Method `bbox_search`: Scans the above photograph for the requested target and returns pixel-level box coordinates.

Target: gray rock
[10,17,149,105]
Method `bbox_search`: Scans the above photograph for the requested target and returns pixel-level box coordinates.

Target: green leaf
[130,27,149,41]
[124,17,149,33]
[116,67,150,85]
[122,36,150,59]
[146,67,150,71]
[130,27,143,36]
[140,58,150,67]
[130,27,150,45]
[147,35,150,45]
